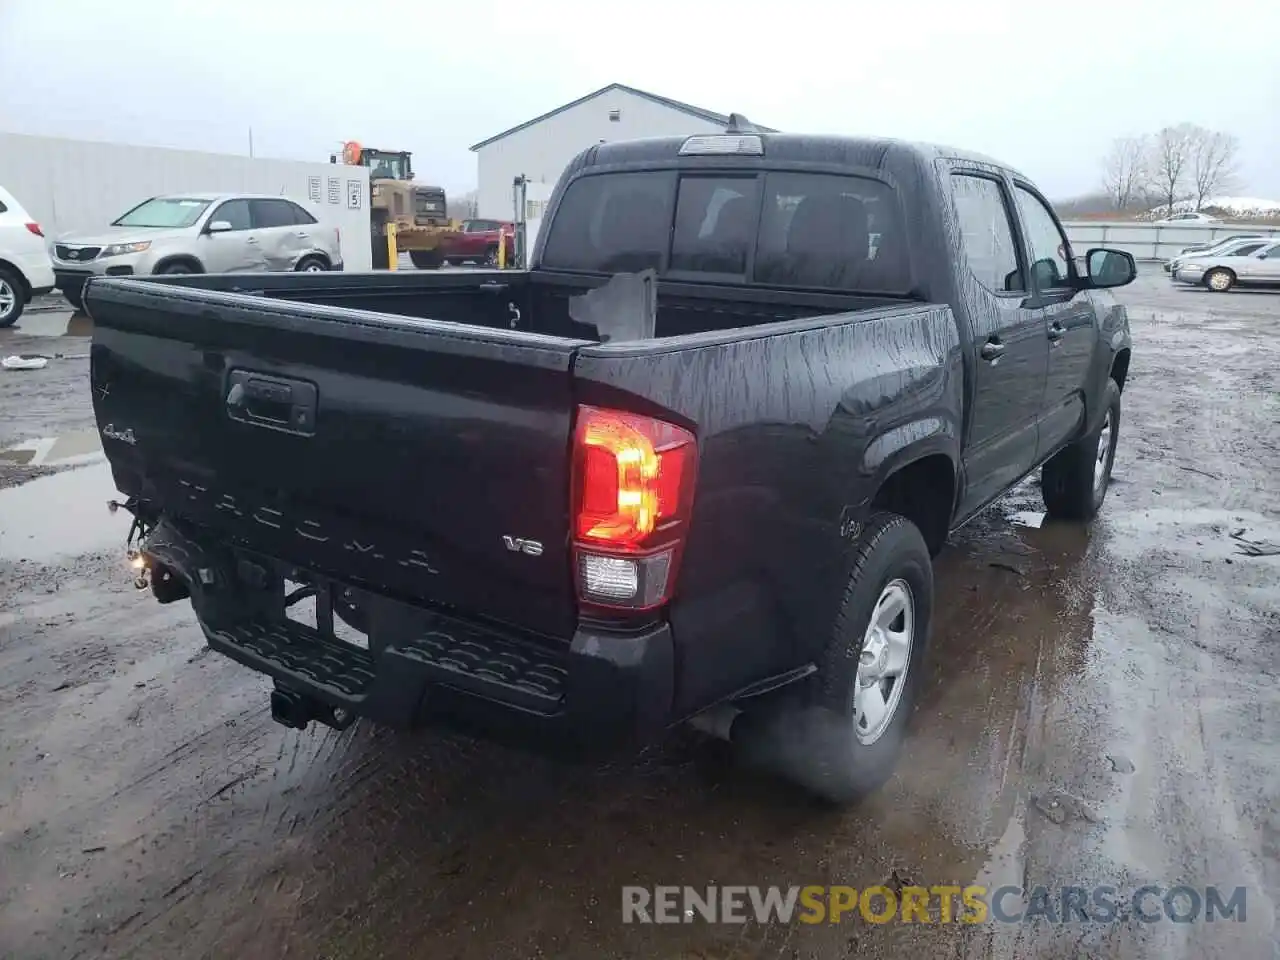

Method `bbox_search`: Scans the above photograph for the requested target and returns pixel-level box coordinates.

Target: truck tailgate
[88,279,591,639]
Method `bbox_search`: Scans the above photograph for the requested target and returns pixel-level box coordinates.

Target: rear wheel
[1205,268,1235,292]
[0,267,25,327]
[295,256,328,273]
[734,513,933,804]
[370,213,390,269]
[1042,377,1121,521]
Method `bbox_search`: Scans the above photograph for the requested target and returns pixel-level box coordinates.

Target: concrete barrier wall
[0,132,373,270]
[1061,220,1280,261]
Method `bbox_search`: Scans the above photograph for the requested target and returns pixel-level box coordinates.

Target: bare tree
[1149,124,1198,216]
[1100,135,1149,210]
[1189,129,1240,210]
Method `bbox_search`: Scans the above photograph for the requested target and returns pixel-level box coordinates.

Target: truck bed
[130,268,907,340]
[86,270,959,735]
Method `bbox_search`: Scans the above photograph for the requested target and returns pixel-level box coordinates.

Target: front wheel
[1205,268,1235,292]
[733,513,933,804]
[1042,377,1121,521]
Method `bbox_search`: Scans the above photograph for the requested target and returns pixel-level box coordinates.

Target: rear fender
[862,419,960,498]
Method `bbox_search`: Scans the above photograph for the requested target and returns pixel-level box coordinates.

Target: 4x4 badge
[101,423,136,445]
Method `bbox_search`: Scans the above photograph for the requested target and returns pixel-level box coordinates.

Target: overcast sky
[1,0,1277,201]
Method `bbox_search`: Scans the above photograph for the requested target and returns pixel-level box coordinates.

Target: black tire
[409,250,442,270]
[1204,268,1234,292]
[158,262,195,275]
[0,266,25,327]
[734,513,933,804]
[295,255,328,273]
[370,235,390,270]
[1042,377,1121,521]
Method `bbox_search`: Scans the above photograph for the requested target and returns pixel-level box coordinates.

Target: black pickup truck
[87,130,1135,802]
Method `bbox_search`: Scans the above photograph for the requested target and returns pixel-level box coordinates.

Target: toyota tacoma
[87,128,1135,802]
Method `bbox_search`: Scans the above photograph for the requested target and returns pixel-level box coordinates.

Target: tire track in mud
[972,303,1280,960]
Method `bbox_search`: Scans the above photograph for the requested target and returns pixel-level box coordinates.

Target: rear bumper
[142,519,674,749]
[13,250,55,292]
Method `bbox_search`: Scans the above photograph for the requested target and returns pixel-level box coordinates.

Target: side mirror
[1085,248,1136,289]
[1258,251,1270,260]
[206,220,233,234]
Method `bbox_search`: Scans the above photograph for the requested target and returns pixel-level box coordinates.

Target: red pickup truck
[436,219,516,266]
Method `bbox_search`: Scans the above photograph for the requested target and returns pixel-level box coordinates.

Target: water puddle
[0,461,129,562]
[1007,510,1045,529]
[3,311,92,339]
[0,428,103,468]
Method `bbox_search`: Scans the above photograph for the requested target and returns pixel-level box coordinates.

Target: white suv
[0,185,56,327]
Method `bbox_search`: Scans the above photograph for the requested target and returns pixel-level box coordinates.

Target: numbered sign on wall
[346,180,362,210]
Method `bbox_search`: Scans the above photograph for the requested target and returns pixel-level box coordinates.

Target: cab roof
[578,133,1027,182]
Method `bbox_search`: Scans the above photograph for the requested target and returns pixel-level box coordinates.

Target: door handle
[1047,322,1066,342]
[246,237,260,244]
[226,371,317,436]
[980,339,1006,362]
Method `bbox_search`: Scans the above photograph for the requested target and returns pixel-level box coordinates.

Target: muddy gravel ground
[1,272,1277,960]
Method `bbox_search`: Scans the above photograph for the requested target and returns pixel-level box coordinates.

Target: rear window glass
[755,173,907,292]
[541,170,909,293]
[670,177,759,275]
[541,172,674,273]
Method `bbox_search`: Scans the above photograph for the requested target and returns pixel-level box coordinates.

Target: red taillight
[573,406,697,610]
[25,222,43,237]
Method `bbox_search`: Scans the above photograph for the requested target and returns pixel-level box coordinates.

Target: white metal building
[471,84,773,222]
[0,132,373,270]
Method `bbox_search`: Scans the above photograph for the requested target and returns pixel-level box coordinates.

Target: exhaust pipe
[687,704,741,741]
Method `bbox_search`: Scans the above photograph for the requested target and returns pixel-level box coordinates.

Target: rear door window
[950,175,1024,294]
[251,199,299,229]
[541,172,676,273]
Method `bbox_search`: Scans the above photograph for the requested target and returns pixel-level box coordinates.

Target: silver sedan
[1172,240,1280,292]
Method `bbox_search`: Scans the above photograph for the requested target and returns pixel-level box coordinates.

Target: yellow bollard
[386,222,397,271]
[497,227,507,270]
